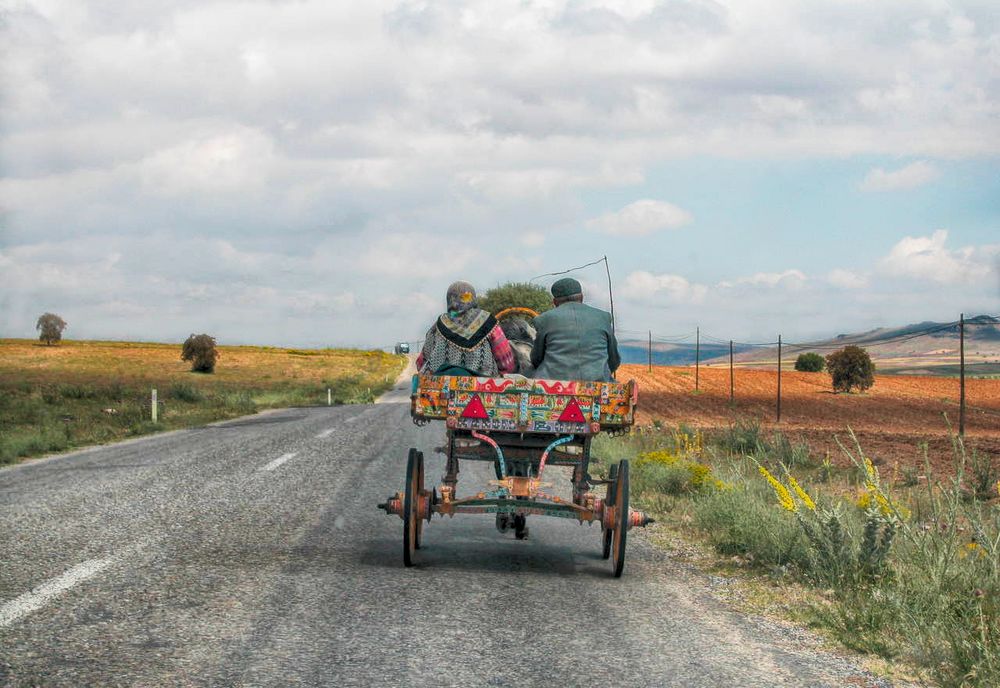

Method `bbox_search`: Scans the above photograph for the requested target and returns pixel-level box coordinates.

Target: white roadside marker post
[328,388,332,406]
[151,388,158,423]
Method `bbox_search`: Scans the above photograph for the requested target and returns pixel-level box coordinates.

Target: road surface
[1,389,899,686]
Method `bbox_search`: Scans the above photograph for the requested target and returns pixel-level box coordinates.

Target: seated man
[529,277,620,381]
[416,281,516,377]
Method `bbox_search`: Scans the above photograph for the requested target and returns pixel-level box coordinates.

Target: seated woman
[416,281,516,377]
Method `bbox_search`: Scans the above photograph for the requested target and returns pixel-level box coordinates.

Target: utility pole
[729,340,734,403]
[960,313,966,436]
[695,326,700,392]
[776,335,782,423]
[648,330,652,372]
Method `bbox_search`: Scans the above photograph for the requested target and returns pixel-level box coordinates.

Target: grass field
[0,339,405,466]
[593,423,1000,686]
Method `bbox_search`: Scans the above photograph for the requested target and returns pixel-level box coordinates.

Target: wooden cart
[377,373,652,577]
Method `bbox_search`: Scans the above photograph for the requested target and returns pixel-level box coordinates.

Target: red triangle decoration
[558,398,587,423]
[461,394,490,419]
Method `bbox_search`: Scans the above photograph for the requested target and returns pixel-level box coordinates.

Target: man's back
[530,302,620,381]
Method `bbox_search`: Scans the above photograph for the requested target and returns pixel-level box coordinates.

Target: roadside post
[695,326,700,392]
[776,335,782,423]
[959,313,965,436]
[328,388,332,407]
[729,340,734,403]
[151,388,158,423]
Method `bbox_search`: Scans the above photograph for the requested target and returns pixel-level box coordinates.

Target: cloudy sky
[1,0,998,348]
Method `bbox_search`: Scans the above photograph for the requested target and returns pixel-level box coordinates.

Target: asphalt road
[1,379,900,686]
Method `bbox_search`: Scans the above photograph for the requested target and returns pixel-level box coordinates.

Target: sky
[1,0,998,349]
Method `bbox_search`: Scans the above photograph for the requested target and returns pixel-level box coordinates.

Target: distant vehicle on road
[394,342,410,355]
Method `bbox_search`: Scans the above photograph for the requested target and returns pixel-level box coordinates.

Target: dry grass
[0,339,405,465]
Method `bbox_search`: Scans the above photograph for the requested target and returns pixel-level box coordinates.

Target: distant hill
[620,341,754,366]
[621,316,1000,376]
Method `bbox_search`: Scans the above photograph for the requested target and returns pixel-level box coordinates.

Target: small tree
[36,313,67,345]
[826,345,875,393]
[181,334,219,373]
[794,352,825,372]
[479,282,553,316]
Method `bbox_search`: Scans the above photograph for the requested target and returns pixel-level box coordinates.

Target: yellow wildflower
[638,450,680,465]
[787,475,816,511]
[863,456,878,482]
[759,466,796,512]
[961,542,985,559]
[686,462,712,488]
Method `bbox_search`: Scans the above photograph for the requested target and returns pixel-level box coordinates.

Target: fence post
[695,326,700,392]
[151,388,158,423]
[648,330,652,372]
[729,340,734,403]
[777,335,782,423]
[959,313,965,436]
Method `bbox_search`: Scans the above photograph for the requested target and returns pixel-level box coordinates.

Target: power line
[529,257,607,282]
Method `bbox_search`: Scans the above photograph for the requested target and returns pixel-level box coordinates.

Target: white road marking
[313,408,379,439]
[0,558,114,628]
[260,452,297,472]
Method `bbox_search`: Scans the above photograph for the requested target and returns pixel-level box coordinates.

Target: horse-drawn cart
[377,372,653,577]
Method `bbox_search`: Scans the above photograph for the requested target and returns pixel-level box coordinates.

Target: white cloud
[358,232,479,278]
[827,268,869,289]
[860,161,939,192]
[620,271,708,304]
[520,232,545,248]
[719,269,807,289]
[879,229,1000,284]
[2,1,999,346]
[586,200,693,236]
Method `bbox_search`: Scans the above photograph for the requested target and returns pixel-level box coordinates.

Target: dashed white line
[0,558,114,628]
[260,452,297,472]
[313,409,378,439]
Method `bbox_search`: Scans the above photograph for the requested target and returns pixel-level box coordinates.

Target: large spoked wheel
[602,463,618,560]
[403,448,424,567]
[610,460,629,578]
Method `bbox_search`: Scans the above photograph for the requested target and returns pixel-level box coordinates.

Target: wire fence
[630,313,999,435]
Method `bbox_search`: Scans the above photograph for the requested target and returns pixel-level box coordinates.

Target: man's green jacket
[529,302,621,381]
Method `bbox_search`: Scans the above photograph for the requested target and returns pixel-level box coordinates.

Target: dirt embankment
[620,364,1000,469]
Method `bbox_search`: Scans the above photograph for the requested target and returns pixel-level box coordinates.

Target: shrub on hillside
[36,313,67,346]
[826,345,875,393]
[181,334,219,373]
[479,282,552,316]
[794,352,825,372]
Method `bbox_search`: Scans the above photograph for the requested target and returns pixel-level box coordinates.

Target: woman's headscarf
[446,280,478,317]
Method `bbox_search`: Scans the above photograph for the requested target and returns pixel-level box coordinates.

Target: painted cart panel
[410,374,636,434]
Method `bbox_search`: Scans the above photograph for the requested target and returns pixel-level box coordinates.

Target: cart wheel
[403,448,421,567]
[611,460,629,578]
[514,513,529,540]
[602,463,618,560]
[415,450,425,550]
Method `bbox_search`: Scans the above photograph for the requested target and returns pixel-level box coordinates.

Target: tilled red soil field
[621,364,1000,471]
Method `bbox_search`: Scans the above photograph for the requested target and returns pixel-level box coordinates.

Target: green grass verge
[594,422,1000,687]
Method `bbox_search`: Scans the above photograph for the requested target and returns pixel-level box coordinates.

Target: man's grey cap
[551,277,583,299]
